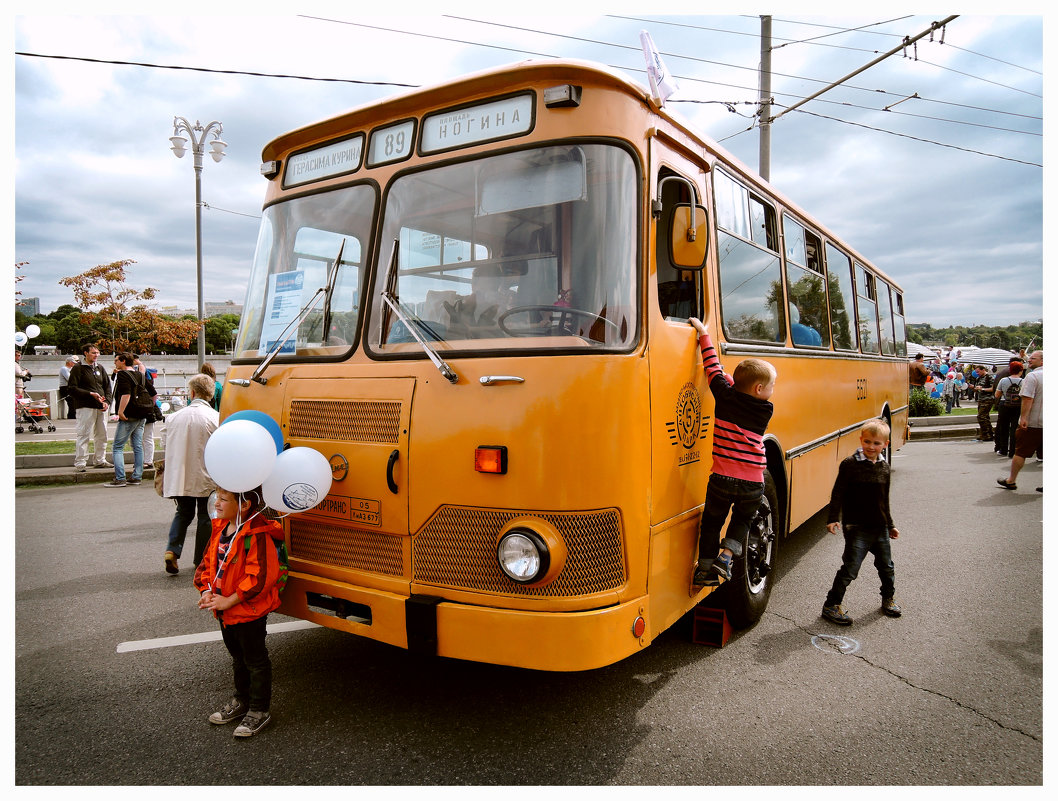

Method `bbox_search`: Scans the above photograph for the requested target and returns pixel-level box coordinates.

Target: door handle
[386,449,400,494]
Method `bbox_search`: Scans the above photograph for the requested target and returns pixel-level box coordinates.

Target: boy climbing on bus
[688,317,777,587]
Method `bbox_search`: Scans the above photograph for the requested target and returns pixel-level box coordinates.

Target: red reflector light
[475,446,508,474]
[632,616,646,638]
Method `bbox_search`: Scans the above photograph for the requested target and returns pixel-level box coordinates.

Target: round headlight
[497,529,550,583]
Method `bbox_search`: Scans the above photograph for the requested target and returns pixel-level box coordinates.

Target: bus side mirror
[669,203,709,270]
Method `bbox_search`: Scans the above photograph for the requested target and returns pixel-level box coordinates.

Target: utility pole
[757,16,957,182]
[758,15,772,182]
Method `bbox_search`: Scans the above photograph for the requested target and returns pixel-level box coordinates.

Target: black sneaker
[692,561,720,587]
[882,598,902,617]
[126,478,142,485]
[164,551,179,575]
[233,710,271,738]
[822,604,852,625]
[209,697,248,725]
[997,479,1017,490]
[102,480,127,487]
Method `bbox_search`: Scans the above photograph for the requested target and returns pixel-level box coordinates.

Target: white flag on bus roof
[640,30,679,107]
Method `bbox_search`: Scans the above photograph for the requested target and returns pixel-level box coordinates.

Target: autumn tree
[58,259,200,354]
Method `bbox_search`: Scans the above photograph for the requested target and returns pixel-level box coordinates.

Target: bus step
[692,605,731,648]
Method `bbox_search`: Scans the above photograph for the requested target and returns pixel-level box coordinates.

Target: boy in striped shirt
[689,317,777,586]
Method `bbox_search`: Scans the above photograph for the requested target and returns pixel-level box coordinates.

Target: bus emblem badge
[329,454,349,482]
[671,383,703,449]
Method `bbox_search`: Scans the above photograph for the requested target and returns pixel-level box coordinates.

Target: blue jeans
[166,496,212,564]
[825,525,895,607]
[112,418,145,482]
[697,474,764,561]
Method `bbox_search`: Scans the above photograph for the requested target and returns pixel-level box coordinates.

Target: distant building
[17,297,40,316]
[157,301,242,318]
[205,300,243,317]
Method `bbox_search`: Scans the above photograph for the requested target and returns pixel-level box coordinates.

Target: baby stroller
[16,395,56,433]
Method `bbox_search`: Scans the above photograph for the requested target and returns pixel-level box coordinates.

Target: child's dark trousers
[824,525,895,606]
[220,615,272,712]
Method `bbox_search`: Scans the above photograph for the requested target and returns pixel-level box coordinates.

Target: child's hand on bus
[826,522,841,535]
[688,317,708,337]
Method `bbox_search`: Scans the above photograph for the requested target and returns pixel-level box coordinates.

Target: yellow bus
[226,59,908,671]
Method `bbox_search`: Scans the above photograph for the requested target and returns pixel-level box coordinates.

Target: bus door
[646,158,712,621]
[284,376,415,550]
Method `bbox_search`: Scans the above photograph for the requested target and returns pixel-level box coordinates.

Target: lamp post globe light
[170,117,227,362]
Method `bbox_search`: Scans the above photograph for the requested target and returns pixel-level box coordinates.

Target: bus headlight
[496,518,568,587]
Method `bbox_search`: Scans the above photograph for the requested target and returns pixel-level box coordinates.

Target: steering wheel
[498,305,620,341]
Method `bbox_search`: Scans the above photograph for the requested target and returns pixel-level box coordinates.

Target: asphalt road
[14,439,1043,785]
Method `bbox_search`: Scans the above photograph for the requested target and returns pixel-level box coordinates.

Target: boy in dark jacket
[821,419,902,625]
[689,317,776,586]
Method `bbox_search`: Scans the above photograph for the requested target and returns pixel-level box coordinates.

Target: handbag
[154,461,165,497]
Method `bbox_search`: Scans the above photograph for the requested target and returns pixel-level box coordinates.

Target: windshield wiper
[246,241,344,385]
[321,238,346,345]
[379,239,459,384]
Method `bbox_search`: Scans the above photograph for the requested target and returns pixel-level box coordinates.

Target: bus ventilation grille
[289,518,405,576]
[413,507,625,597]
[288,400,402,443]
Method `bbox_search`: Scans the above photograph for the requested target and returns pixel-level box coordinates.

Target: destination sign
[421,94,534,154]
[285,134,364,187]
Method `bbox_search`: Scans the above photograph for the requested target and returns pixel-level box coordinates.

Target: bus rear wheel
[718,470,780,629]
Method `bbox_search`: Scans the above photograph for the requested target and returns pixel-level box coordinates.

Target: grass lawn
[15,440,158,456]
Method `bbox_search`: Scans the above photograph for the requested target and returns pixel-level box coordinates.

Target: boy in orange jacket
[194,487,284,737]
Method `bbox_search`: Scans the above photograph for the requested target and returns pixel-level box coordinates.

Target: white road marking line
[116,620,320,653]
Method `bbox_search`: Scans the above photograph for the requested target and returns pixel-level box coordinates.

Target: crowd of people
[909,346,1044,493]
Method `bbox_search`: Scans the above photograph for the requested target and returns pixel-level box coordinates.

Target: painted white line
[116,620,320,653]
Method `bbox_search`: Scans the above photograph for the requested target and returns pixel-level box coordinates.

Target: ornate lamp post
[170,117,227,363]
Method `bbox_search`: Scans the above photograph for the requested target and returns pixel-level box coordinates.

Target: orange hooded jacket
[193,515,283,625]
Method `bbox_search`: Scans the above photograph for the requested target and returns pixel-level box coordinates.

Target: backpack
[124,371,156,419]
[245,532,289,594]
[1001,377,1023,406]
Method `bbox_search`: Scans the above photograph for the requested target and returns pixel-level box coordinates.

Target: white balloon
[160,402,171,412]
[203,420,278,493]
[14,332,28,346]
[263,447,333,514]
[25,324,40,338]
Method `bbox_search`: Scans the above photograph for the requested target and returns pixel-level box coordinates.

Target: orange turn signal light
[474,445,508,474]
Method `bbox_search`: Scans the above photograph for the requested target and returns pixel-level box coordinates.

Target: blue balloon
[222,410,284,454]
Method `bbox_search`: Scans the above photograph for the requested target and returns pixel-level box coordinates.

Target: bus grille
[413,507,625,597]
[288,400,401,443]
[289,518,405,576]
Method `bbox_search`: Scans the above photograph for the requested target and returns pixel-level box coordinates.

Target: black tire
[717,470,780,629]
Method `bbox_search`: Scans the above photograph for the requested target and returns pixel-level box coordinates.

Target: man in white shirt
[998,350,1043,491]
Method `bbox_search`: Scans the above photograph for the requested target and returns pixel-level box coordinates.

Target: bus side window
[655,170,699,321]
[714,170,785,343]
[782,215,828,348]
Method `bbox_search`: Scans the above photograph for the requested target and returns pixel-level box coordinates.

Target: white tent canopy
[906,342,941,360]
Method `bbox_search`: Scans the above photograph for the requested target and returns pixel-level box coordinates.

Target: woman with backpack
[993,361,1024,458]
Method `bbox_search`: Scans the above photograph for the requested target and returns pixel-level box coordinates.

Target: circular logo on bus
[329,453,349,482]
[675,383,702,449]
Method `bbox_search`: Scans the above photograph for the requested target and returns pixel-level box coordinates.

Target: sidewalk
[14,417,164,487]
[14,412,990,488]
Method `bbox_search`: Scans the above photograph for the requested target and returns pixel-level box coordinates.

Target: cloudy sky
[11,7,1044,328]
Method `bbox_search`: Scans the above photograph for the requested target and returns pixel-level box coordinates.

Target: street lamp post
[170,117,227,363]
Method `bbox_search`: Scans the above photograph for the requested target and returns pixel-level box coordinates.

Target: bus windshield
[369,143,638,354]
[236,184,376,359]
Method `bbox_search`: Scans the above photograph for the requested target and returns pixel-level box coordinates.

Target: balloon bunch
[203,410,333,515]
[15,324,41,348]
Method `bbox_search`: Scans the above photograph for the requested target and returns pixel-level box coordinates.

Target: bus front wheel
[718,470,780,629]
